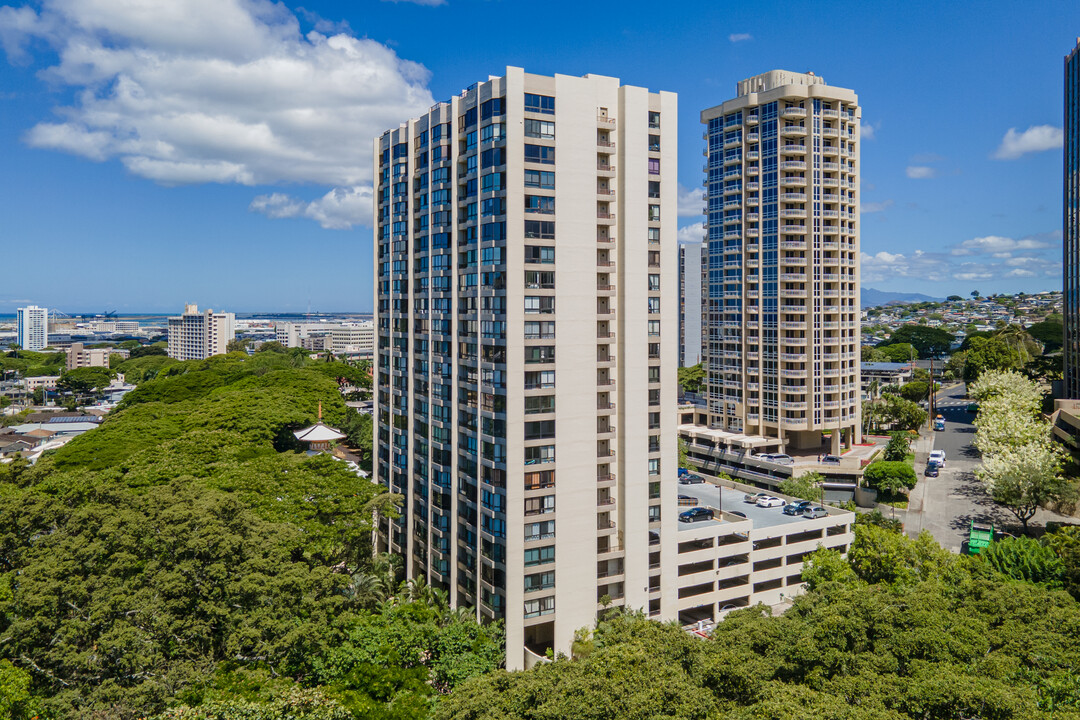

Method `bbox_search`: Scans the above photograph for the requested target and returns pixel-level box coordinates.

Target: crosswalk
[919,399,970,410]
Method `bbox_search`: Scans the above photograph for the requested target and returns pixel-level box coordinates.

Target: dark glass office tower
[1066,39,1080,399]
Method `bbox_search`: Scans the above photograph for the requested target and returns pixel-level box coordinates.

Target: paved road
[903,383,1072,550]
[903,384,999,552]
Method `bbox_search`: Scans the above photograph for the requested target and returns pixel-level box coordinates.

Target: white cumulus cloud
[677,184,704,218]
[860,122,876,140]
[993,125,1063,160]
[676,222,705,245]
[905,165,937,179]
[861,199,893,214]
[728,33,752,42]
[250,186,373,230]
[951,234,1053,256]
[0,0,434,225]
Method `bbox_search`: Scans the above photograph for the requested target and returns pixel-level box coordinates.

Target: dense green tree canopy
[0,354,504,719]
[438,525,1080,720]
[878,326,954,358]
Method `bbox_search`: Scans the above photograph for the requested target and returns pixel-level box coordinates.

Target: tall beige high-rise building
[167,304,235,360]
[700,71,861,452]
[373,67,678,668]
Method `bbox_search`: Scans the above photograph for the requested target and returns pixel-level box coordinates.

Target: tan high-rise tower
[373,68,678,669]
[701,71,861,452]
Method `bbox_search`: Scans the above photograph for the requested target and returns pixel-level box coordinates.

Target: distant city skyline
[1,0,1077,311]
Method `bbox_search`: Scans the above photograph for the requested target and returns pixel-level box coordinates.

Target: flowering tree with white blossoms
[970,369,1076,532]
[977,442,1071,533]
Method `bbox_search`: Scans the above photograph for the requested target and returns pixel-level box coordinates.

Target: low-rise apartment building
[66,343,112,370]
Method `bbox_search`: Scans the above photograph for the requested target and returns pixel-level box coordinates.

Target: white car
[758,453,794,465]
[929,450,946,467]
[756,496,786,508]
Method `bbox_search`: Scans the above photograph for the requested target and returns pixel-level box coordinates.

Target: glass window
[524,520,555,541]
[524,119,555,139]
[524,170,555,189]
[649,205,661,221]
[525,221,555,239]
[524,545,555,566]
[523,570,555,590]
[525,195,555,214]
[648,274,660,291]
[523,596,555,617]
[525,296,555,314]
[525,395,555,414]
[525,144,555,164]
[648,158,660,175]
[524,93,555,114]
[524,245,555,263]
[480,123,505,143]
[648,111,660,129]
[649,134,660,152]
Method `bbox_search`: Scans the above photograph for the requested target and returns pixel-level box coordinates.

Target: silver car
[803,506,828,519]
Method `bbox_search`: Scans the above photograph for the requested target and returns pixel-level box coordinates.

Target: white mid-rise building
[330,323,374,356]
[700,70,861,454]
[17,306,48,351]
[167,304,235,360]
[374,67,678,668]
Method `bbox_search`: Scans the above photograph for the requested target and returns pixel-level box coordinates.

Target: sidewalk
[905,431,934,514]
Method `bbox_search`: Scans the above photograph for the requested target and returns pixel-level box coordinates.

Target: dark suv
[782,500,813,516]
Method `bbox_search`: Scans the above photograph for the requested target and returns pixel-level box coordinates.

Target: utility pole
[928,357,936,430]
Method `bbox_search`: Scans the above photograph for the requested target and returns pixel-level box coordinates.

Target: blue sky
[0,0,1076,312]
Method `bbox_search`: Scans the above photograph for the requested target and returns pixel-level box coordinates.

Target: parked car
[803,506,828,519]
[929,450,946,467]
[679,474,705,485]
[679,507,713,523]
[677,494,696,503]
[967,403,979,414]
[757,453,794,465]
[744,492,770,504]
[782,500,813,516]
[728,510,747,518]
[756,496,785,508]
[925,464,939,478]
[820,454,841,464]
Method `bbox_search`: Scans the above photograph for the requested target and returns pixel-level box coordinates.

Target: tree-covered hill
[0,353,502,720]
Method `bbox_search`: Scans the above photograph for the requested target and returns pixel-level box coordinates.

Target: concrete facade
[17,305,48,351]
[167,304,235,360]
[679,241,704,367]
[700,70,861,454]
[374,68,678,669]
[66,343,112,370]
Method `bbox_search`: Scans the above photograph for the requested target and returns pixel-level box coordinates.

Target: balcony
[780,192,807,202]
[597,139,616,150]
[780,353,807,362]
[780,288,807,298]
[782,106,807,119]
[781,225,807,234]
[781,144,807,155]
[781,368,807,378]
[780,160,807,172]
[597,162,616,175]
[781,304,807,313]
[781,126,808,137]
[780,208,807,219]
[780,177,807,188]
[780,240,806,250]
[597,115,616,126]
